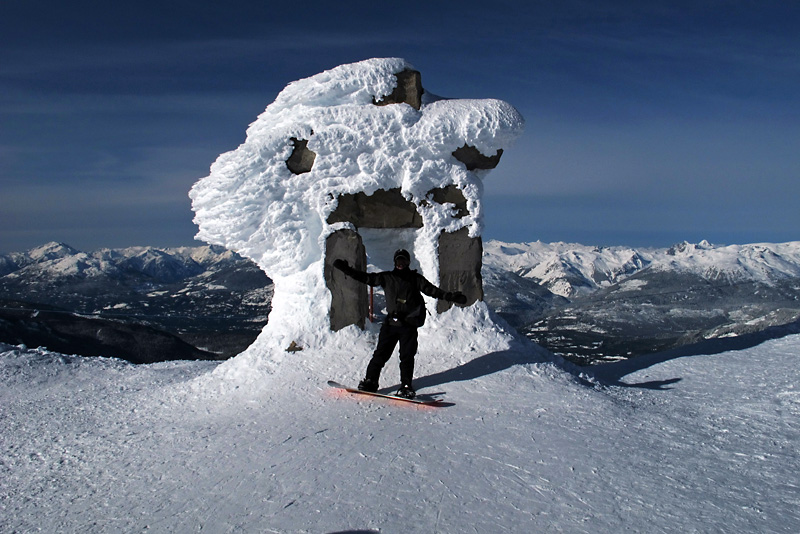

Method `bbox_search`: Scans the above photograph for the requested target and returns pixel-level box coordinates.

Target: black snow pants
[365,320,419,387]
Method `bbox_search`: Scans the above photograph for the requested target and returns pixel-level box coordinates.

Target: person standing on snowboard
[333,249,467,399]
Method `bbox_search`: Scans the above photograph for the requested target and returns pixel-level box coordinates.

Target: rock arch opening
[324,187,482,331]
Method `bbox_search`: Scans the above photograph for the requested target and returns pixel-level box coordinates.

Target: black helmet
[393,249,411,263]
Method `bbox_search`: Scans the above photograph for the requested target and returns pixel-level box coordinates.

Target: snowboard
[327,380,446,406]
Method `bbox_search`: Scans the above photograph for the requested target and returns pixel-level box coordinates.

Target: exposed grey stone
[436,228,483,313]
[327,188,423,228]
[372,69,423,110]
[286,137,316,175]
[428,185,469,218]
[325,229,368,331]
[452,144,503,170]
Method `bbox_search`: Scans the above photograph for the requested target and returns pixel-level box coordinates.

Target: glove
[333,259,349,271]
[445,291,468,305]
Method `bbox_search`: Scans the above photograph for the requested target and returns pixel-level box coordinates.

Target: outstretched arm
[416,275,467,304]
[333,259,381,286]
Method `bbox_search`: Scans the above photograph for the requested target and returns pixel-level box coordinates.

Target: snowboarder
[333,249,467,399]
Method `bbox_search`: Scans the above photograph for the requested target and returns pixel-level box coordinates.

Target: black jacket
[337,264,447,327]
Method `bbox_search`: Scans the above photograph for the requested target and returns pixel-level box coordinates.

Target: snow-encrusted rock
[190,58,525,365]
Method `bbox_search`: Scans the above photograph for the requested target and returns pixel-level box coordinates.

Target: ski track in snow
[2,336,800,533]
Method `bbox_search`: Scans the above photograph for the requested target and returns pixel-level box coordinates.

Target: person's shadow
[412,342,577,392]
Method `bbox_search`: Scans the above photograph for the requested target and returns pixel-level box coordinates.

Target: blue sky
[1,0,798,253]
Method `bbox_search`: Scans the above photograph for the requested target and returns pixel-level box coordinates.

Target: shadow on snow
[412,348,540,391]
[591,319,800,390]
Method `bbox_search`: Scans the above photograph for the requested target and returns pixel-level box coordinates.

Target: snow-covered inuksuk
[190,58,524,366]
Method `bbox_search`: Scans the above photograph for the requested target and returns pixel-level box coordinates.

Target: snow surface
[189,58,524,358]
[2,329,799,533]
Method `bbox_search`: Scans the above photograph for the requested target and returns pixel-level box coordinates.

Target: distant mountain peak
[666,240,714,256]
[27,242,79,261]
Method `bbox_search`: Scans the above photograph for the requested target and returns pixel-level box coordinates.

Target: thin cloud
[0,32,424,78]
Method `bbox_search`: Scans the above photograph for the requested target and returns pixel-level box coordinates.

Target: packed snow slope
[3,326,799,533]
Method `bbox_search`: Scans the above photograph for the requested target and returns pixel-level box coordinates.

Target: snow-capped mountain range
[483,239,800,298]
[0,242,272,362]
[3,239,800,365]
[1,241,240,281]
[483,239,800,363]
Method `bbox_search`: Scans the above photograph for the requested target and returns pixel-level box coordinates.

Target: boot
[357,378,378,393]
[395,384,416,399]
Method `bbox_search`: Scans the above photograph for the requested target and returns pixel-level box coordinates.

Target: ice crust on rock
[189,58,524,375]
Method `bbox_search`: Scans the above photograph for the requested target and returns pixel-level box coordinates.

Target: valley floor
[1,334,799,533]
